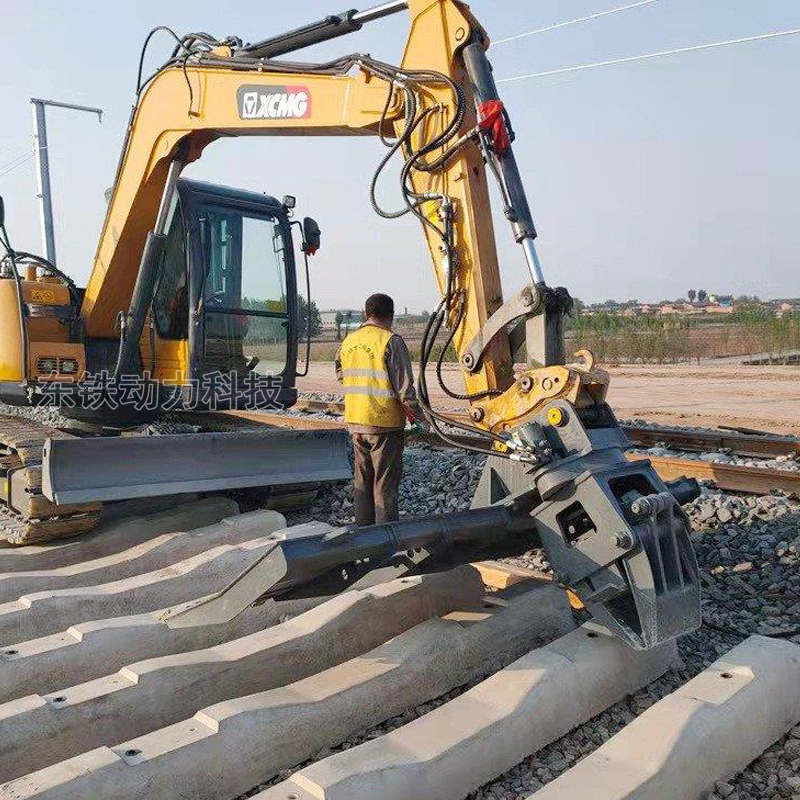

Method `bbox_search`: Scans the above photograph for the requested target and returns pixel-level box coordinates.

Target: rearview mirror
[0,196,5,228]
[302,217,321,256]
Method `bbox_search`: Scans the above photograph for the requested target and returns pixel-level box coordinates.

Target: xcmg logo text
[237,85,311,119]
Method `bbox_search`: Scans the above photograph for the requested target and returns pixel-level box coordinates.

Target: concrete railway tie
[258,634,800,800]
[0,594,320,702]
[258,622,676,800]
[0,505,284,602]
[0,583,574,799]
[1,500,798,799]
[526,635,800,800]
[0,497,236,573]
[0,567,490,781]
[0,518,289,644]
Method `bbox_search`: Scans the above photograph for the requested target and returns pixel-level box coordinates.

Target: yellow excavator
[0,0,701,648]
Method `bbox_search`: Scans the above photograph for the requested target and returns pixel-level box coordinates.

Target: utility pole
[30,98,103,265]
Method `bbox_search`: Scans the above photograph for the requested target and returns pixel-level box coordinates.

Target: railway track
[292,396,800,458]
[239,399,800,497]
[0,499,798,799]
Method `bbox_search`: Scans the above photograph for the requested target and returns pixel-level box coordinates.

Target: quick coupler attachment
[473,400,702,650]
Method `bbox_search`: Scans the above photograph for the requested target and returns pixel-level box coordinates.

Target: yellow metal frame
[78,0,605,431]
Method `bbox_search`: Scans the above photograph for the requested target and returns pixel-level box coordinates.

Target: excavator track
[0,415,101,545]
[0,413,338,545]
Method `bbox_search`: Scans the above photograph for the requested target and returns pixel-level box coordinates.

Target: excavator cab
[149,178,312,412]
[0,179,319,418]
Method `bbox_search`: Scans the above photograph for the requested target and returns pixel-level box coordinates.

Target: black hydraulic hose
[377,80,398,148]
[12,251,81,308]
[136,26,187,95]
[13,251,75,288]
[369,86,419,219]
[417,310,509,448]
[435,297,501,401]
[416,304,510,454]
[370,115,438,218]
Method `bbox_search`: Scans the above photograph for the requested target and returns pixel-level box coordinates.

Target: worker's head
[364,293,394,327]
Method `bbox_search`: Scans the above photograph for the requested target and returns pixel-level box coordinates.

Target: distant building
[320,309,364,333]
[704,304,734,314]
[776,301,800,317]
[319,311,338,330]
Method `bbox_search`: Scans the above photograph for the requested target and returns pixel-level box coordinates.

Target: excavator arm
[83,0,596,434]
[83,0,701,649]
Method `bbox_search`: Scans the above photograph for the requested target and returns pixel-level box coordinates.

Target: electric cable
[0,152,34,179]
[493,0,659,46]
[498,27,800,83]
[0,147,32,170]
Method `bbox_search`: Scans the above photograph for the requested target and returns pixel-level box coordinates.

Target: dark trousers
[351,431,404,526]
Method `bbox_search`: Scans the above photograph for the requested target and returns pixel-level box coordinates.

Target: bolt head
[518,375,534,393]
[615,532,634,549]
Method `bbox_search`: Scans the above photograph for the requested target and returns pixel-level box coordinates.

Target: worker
[335,293,426,526]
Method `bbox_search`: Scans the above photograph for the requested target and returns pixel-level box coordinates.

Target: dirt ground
[297,362,800,436]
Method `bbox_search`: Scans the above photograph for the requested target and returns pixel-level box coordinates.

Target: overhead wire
[493,0,660,46]
[0,151,34,179]
[497,27,800,83]
[0,142,31,160]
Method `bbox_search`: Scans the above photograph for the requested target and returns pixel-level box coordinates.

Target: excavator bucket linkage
[170,402,701,650]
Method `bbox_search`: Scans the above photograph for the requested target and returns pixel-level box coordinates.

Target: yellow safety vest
[341,325,405,428]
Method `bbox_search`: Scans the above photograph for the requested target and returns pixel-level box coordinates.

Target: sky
[0,0,798,312]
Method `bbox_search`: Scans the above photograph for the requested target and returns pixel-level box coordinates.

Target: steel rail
[200,402,800,497]
[289,396,800,459]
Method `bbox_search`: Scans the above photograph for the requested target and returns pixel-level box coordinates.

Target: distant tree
[421,310,430,319]
[335,311,343,341]
[687,289,696,303]
[297,296,322,338]
[697,289,708,302]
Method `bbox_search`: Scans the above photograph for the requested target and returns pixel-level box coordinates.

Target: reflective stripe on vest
[340,325,405,428]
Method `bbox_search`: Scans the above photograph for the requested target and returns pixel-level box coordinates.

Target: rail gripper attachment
[163,505,537,629]
[472,400,702,650]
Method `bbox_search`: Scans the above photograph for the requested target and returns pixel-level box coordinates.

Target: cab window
[201,205,290,377]
[152,196,188,340]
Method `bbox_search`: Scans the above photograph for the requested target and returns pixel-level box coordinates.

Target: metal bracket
[461,284,539,372]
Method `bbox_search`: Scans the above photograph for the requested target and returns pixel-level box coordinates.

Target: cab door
[189,197,298,410]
